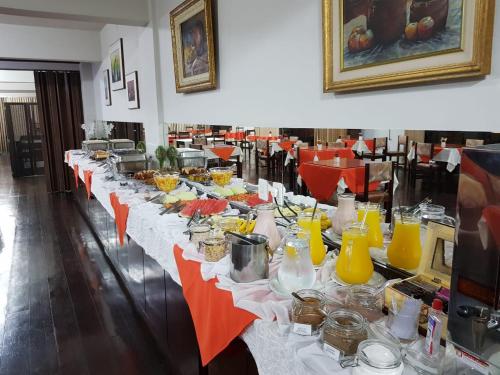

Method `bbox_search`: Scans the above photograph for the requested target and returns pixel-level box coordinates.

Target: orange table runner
[298,162,378,201]
[173,245,257,366]
[109,193,130,247]
[209,146,235,161]
[225,131,245,141]
[73,164,79,188]
[83,170,93,200]
[298,148,355,165]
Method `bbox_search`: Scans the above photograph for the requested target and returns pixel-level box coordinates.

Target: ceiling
[0,13,104,31]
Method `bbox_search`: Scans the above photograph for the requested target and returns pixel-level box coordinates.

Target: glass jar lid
[327,309,367,335]
[358,340,402,369]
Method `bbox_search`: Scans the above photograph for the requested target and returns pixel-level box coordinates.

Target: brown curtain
[34,71,84,193]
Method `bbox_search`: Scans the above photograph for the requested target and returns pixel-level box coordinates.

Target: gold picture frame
[170,0,216,93]
[323,0,495,93]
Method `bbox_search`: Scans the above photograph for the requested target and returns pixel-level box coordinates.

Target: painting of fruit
[342,0,463,71]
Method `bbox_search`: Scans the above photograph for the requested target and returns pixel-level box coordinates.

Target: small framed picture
[103,69,112,106]
[126,71,140,109]
[109,38,125,91]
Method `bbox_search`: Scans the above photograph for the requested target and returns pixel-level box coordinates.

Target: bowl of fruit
[154,172,180,193]
[210,167,233,187]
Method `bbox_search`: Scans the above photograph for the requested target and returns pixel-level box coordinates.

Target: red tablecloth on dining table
[298,159,378,201]
[296,147,355,165]
[173,245,258,366]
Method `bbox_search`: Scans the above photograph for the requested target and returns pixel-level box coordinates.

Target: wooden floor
[0,154,170,374]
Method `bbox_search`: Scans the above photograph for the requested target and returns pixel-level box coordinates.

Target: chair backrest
[416,142,433,157]
[186,126,193,131]
[256,140,268,150]
[367,161,393,184]
[193,136,207,145]
[375,137,388,153]
[398,135,408,146]
[235,126,244,133]
[213,139,226,145]
[466,139,484,147]
[178,131,190,138]
[246,129,255,136]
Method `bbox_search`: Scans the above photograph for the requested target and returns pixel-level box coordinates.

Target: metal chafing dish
[82,140,109,152]
[177,149,207,169]
[110,149,148,176]
[109,139,135,150]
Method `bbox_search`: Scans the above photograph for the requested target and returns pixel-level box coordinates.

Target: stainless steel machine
[448,145,500,371]
[109,139,135,150]
[82,140,109,152]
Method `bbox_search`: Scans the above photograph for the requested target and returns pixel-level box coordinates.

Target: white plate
[330,263,386,288]
[269,276,325,299]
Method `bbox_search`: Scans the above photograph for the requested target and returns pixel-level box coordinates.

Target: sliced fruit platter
[180,199,229,217]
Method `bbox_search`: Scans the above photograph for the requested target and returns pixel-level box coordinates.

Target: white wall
[154,0,500,132]
[89,24,162,152]
[0,22,100,62]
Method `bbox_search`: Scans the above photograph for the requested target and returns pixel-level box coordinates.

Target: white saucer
[330,267,386,288]
[269,276,324,299]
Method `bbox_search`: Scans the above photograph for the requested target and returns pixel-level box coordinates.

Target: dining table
[407,144,463,172]
[297,158,379,201]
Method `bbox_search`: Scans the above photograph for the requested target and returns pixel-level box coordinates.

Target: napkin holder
[385,221,454,339]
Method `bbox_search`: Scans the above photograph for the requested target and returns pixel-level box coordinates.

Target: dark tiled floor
[0,154,169,375]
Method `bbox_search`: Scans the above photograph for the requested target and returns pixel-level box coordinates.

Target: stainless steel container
[109,139,135,150]
[110,150,147,176]
[82,140,109,151]
[229,234,270,283]
[177,149,207,169]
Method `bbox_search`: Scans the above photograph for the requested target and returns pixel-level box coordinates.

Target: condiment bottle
[424,299,444,357]
[357,202,384,248]
[252,203,282,251]
[336,223,373,284]
[332,193,356,235]
[387,213,422,270]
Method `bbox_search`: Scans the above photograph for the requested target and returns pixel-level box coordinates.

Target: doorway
[5,102,43,177]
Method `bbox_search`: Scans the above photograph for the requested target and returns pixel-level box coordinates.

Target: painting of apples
[342,0,463,70]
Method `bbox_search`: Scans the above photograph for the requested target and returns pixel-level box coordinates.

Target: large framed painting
[126,71,140,109]
[103,70,112,106]
[323,0,495,92]
[109,38,125,91]
[170,0,216,93]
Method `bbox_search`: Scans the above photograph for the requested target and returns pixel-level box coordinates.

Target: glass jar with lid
[252,203,282,251]
[322,309,368,359]
[343,339,404,375]
[345,285,384,322]
[291,289,326,336]
[189,224,211,251]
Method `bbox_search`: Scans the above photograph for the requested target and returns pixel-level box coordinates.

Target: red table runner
[209,146,235,161]
[173,246,257,366]
[109,193,129,247]
[298,160,378,201]
[83,170,93,200]
[73,164,79,188]
[298,148,355,165]
[224,131,245,141]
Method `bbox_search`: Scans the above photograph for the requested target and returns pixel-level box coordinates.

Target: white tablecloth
[64,150,459,375]
[407,147,461,172]
[351,141,370,154]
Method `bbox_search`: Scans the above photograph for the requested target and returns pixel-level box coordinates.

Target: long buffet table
[65,150,464,375]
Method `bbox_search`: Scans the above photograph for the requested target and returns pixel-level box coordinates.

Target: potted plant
[155,145,168,170]
[166,146,178,170]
